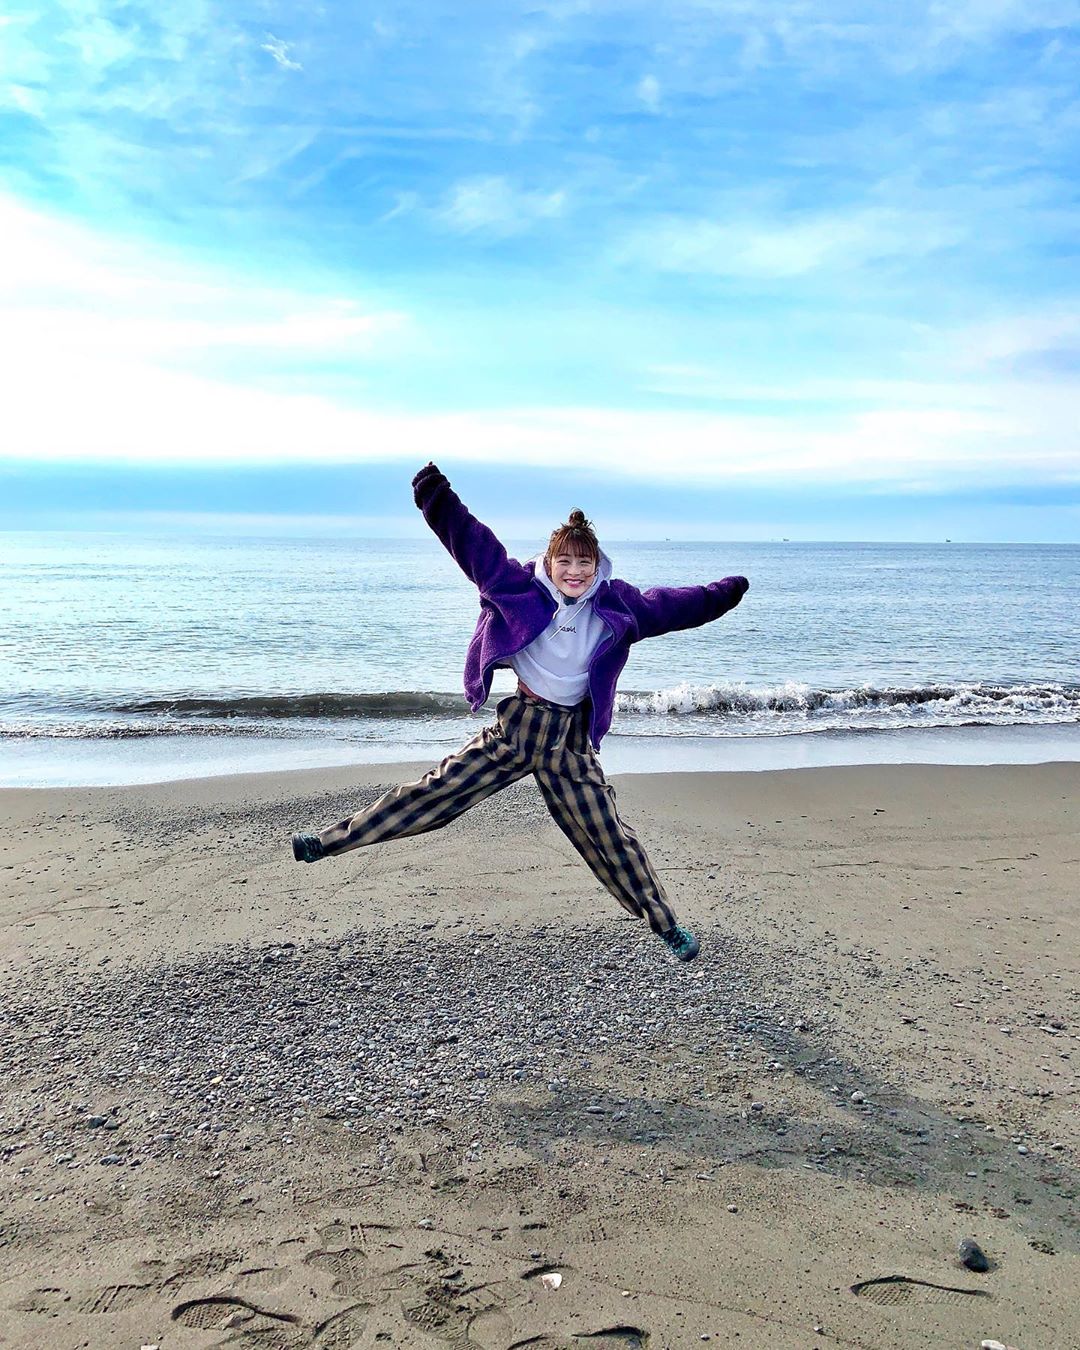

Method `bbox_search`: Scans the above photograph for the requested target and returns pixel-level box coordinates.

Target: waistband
[512,686,587,716]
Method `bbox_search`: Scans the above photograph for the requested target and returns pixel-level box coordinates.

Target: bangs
[547,527,598,560]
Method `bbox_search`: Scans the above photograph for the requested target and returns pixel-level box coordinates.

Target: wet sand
[0,760,1077,1349]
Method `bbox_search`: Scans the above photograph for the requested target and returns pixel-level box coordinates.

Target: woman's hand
[412,461,443,489]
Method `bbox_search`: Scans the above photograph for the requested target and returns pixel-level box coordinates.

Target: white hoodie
[508,551,613,707]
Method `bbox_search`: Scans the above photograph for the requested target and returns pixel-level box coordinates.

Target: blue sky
[2,1,1078,540]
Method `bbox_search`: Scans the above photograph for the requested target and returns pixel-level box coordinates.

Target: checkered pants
[315,691,677,935]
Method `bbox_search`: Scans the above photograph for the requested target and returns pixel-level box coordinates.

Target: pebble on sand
[959,1237,990,1272]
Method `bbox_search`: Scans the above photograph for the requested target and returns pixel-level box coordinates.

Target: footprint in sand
[314,1216,394,1249]
[13,1283,150,1316]
[400,1288,473,1347]
[163,1248,244,1287]
[172,1293,301,1334]
[467,1304,514,1348]
[72,1283,152,1315]
[10,1287,68,1316]
[313,1302,373,1348]
[851,1274,992,1307]
[305,1247,372,1296]
[400,1269,522,1349]
[316,1218,364,1249]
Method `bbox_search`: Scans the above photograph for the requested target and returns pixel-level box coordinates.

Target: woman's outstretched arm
[614,574,749,642]
[412,463,525,595]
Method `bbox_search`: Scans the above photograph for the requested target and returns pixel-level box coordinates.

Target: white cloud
[377,190,420,224]
[0,194,407,411]
[3,83,42,116]
[260,34,302,72]
[617,204,965,277]
[438,176,566,236]
[949,309,1080,367]
[5,378,1074,491]
[926,0,1080,44]
[637,73,661,111]
[2,197,1076,496]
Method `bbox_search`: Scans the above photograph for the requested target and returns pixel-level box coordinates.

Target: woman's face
[546,546,597,599]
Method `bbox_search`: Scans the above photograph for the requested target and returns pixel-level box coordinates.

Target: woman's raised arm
[412,463,525,595]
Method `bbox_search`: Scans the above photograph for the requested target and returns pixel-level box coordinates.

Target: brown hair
[546,509,600,567]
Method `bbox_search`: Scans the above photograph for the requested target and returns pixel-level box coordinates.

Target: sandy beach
[1,759,1077,1349]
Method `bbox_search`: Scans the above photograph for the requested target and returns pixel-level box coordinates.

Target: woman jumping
[291,462,749,962]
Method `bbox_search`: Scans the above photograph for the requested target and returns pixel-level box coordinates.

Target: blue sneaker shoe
[291,832,327,863]
[660,925,700,962]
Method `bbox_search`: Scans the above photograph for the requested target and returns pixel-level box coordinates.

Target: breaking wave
[2,681,1077,740]
[614,680,1080,731]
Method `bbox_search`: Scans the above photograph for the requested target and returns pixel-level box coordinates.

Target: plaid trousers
[315,691,677,935]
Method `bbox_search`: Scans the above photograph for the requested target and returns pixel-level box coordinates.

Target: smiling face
[546,545,598,599]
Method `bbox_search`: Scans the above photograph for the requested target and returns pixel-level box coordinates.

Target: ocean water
[1,531,1078,786]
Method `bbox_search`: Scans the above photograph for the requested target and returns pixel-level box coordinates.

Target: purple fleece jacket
[412,464,749,748]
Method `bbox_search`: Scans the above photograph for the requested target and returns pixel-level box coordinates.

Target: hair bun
[545,509,599,566]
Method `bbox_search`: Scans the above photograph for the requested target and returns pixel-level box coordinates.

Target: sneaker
[660,924,700,962]
[291,832,327,863]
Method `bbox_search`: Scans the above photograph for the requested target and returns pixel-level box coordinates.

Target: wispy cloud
[260,34,302,72]
[949,309,1080,371]
[438,176,566,236]
[617,203,964,278]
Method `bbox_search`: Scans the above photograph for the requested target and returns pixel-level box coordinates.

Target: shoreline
[2,717,1080,789]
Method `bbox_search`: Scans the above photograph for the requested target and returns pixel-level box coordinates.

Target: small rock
[727,1204,738,1214]
[1017,1145,1028,1155]
[959,1238,990,1272]
[850,1091,866,1104]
